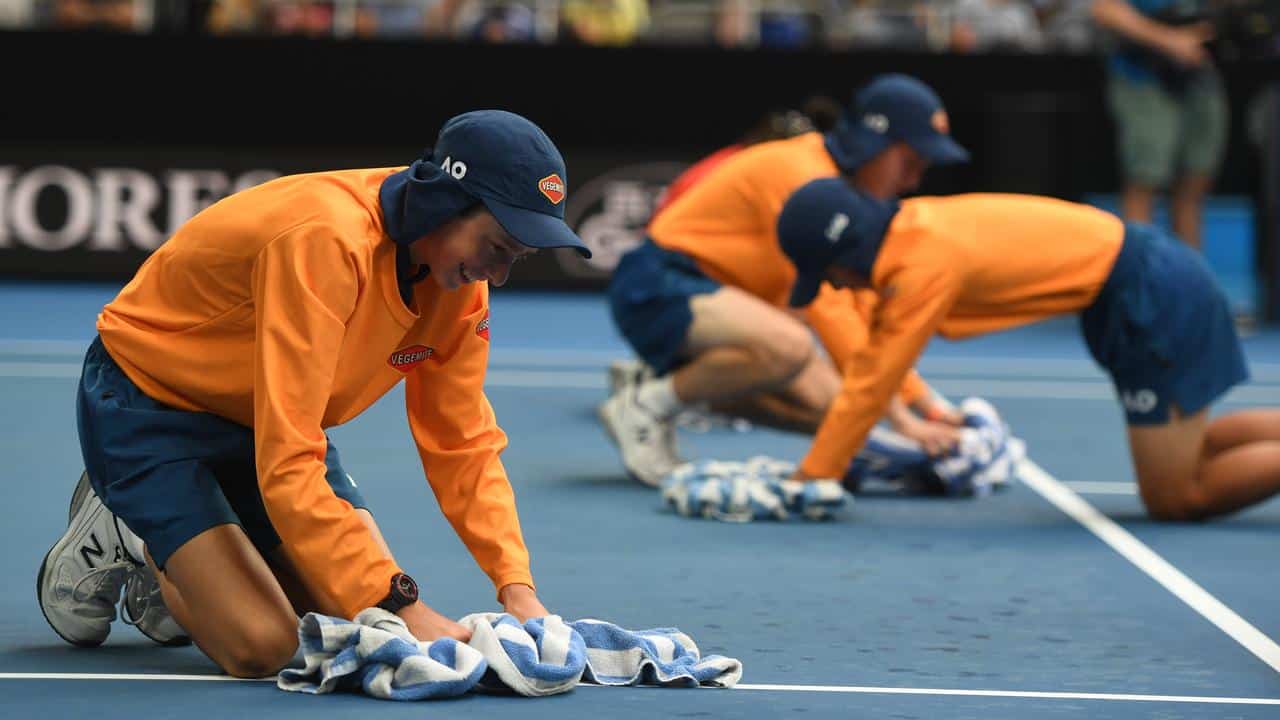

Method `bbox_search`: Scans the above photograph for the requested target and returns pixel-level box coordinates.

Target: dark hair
[738,94,843,145]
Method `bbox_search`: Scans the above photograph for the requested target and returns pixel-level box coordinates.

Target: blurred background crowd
[0,0,1273,57]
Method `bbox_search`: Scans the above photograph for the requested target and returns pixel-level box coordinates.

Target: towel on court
[278,609,742,700]
[660,456,848,522]
[845,397,1025,497]
[460,613,742,694]
[930,397,1026,497]
[276,608,486,699]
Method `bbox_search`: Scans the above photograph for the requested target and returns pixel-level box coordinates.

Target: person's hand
[1160,21,1214,68]
[397,600,472,643]
[499,583,549,622]
[902,418,963,457]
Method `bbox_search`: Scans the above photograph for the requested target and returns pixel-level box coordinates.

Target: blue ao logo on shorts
[1121,389,1159,414]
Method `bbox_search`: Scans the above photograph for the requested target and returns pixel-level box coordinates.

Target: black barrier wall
[2,30,1276,293]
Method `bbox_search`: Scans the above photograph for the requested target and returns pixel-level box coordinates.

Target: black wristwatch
[376,572,419,612]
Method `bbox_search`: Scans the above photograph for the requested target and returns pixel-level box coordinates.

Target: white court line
[1,673,1277,705]
[729,684,1280,705]
[1063,481,1138,495]
[1020,460,1280,674]
[0,673,274,682]
[4,339,1279,383]
[6,364,1278,406]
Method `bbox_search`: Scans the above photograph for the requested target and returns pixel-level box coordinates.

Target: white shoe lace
[68,561,132,608]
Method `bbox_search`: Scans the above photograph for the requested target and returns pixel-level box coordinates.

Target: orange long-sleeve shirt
[802,193,1125,478]
[97,168,533,618]
[648,132,930,403]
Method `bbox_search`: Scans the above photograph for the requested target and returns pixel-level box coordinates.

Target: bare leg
[1129,407,1280,521]
[670,287,816,408]
[1204,409,1280,455]
[707,347,841,433]
[1170,173,1213,250]
[153,525,298,678]
[1121,183,1156,224]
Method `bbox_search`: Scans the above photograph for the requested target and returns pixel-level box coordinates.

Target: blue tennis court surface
[2,282,1278,719]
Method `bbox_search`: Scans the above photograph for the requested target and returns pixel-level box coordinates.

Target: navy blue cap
[824,74,970,171]
[778,178,899,307]
[431,110,589,257]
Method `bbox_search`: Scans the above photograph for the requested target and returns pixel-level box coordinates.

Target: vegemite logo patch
[476,311,490,341]
[538,174,565,204]
[387,345,434,372]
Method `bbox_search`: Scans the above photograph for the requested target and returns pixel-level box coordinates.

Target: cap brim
[909,134,970,165]
[789,271,824,308]
[482,197,591,258]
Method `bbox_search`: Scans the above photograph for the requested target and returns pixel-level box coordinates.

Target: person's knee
[753,324,814,386]
[1141,480,1212,522]
[217,617,299,678]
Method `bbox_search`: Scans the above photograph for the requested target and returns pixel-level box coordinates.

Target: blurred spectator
[950,0,1046,52]
[207,0,267,33]
[353,1,431,38]
[1033,0,1098,50]
[841,0,931,50]
[471,1,536,42]
[1091,0,1227,250]
[0,0,36,28]
[715,0,824,48]
[52,0,138,30]
[560,0,650,45]
[268,0,335,36]
[151,0,216,34]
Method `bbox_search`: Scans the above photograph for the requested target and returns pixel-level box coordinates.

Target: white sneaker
[597,380,684,487]
[122,563,190,646]
[37,472,140,647]
[606,358,653,395]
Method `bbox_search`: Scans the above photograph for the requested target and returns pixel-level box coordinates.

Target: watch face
[394,573,418,603]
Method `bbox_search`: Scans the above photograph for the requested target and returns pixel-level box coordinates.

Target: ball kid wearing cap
[38,110,586,676]
[778,177,1280,522]
[600,74,973,489]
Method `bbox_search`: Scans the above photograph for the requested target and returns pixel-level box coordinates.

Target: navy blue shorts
[1081,222,1249,425]
[75,336,367,569]
[607,238,721,374]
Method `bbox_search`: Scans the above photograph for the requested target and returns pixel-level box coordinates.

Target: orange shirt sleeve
[803,285,934,408]
[405,292,534,600]
[801,267,960,478]
[251,228,402,619]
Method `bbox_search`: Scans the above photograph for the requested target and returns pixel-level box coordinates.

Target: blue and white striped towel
[277,608,486,699]
[278,609,742,700]
[660,456,847,522]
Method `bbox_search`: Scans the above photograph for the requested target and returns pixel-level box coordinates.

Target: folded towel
[278,609,742,700]
[660,456,847,522]
[845,397,1025,497]
[277,609,486,700]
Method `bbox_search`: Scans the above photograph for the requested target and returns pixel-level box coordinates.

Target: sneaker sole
[69,471,90,526]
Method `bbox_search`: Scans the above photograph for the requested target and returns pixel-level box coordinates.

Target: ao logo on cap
[539,174,565,204]
[441,156,468,180]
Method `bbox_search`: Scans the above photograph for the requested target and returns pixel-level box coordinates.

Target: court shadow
[555,472,652,490]
[8,641,224,675]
